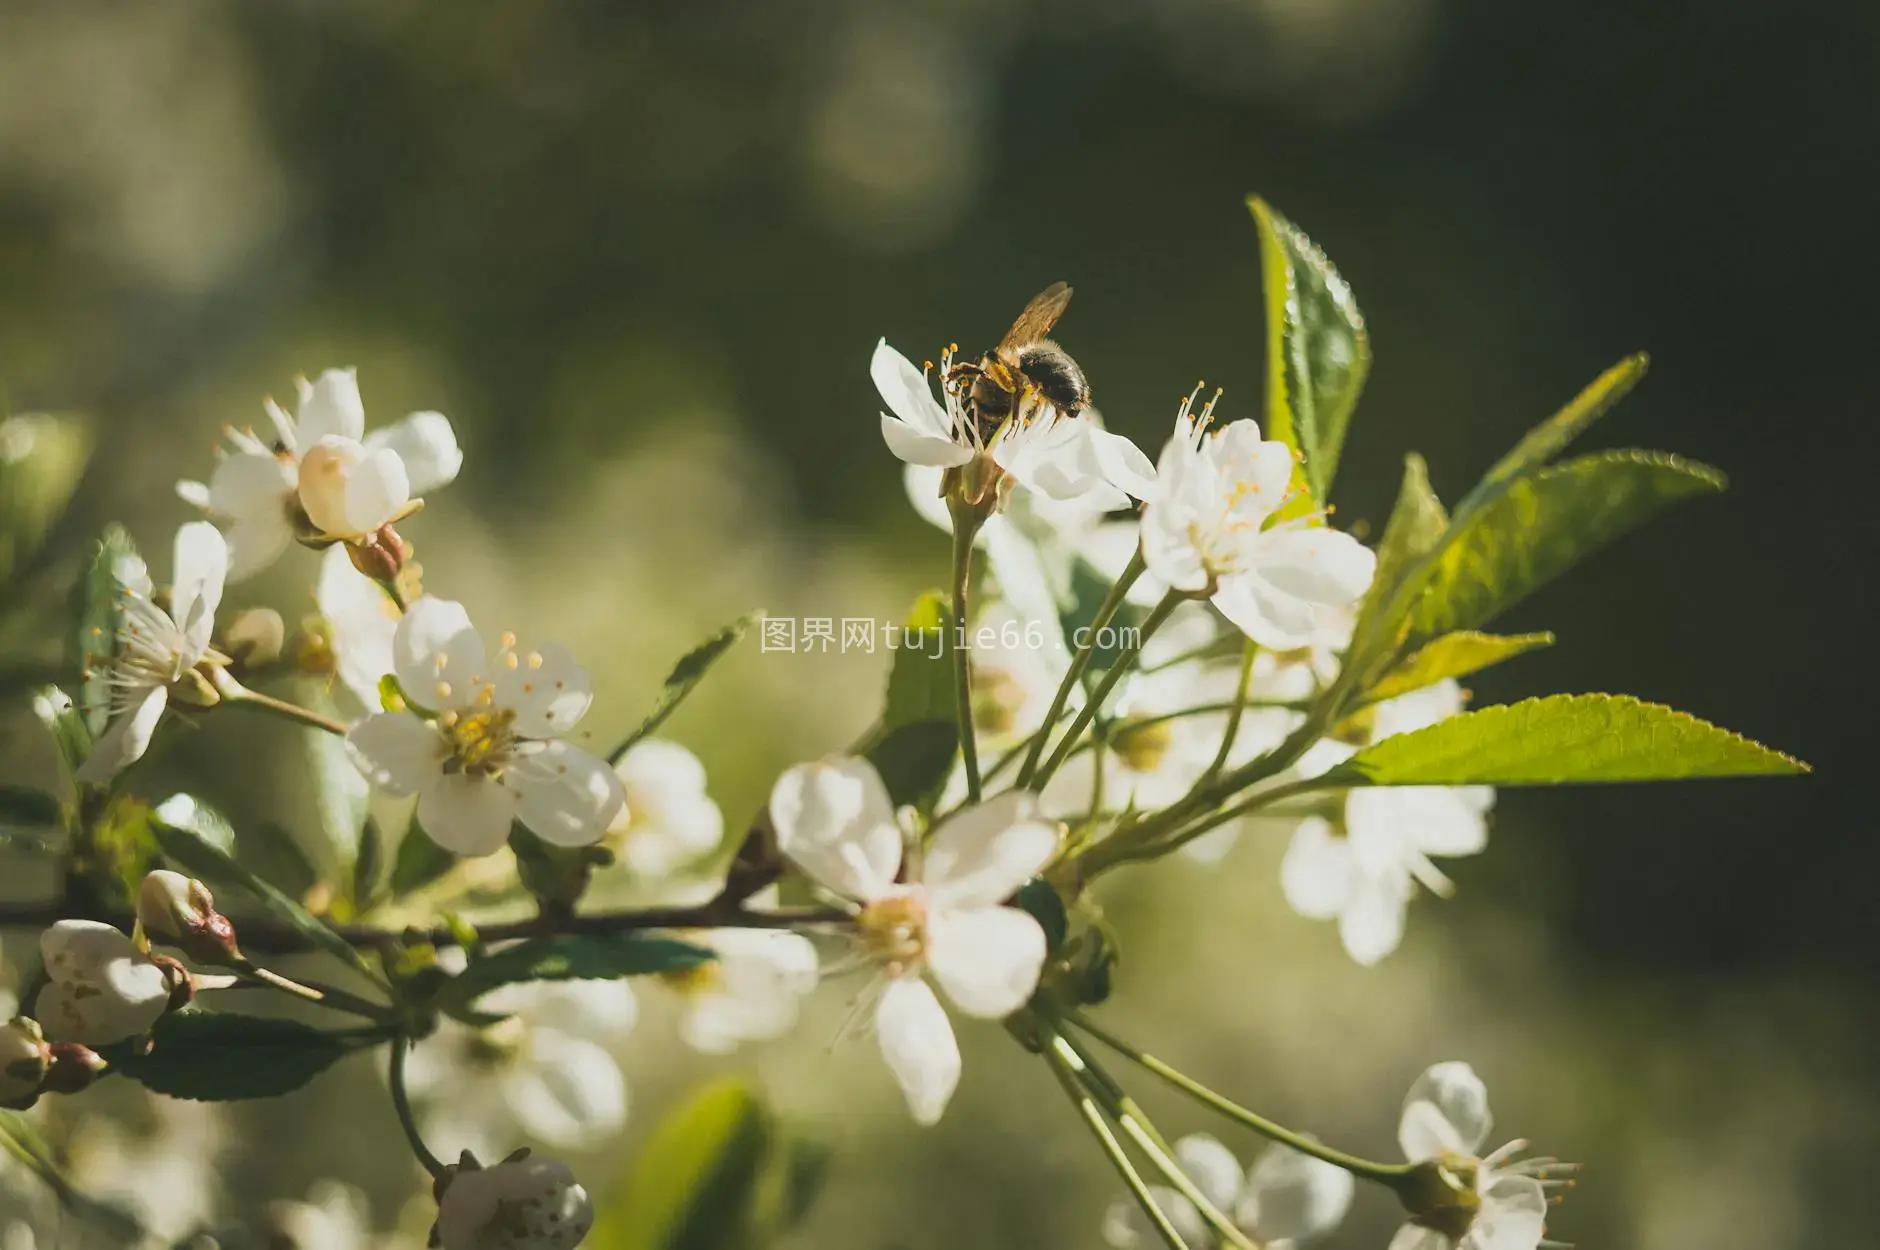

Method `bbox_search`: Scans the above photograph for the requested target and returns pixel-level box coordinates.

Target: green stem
[1052,1030,1264,1250]
[1016,548,1146,788]
[1040,1027,1190,1250]
[223,685,349,736]
[229,958,394,1021]
[389,1036,447,1178]
[1200,641,1259,785]
[1032,590,1183,792]
[948,502,986,805]
[373,574,410,614]
[1064,1009,1409,1185]
[1089,775,1332,876]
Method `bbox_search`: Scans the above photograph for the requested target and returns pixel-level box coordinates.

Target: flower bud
[40,1041,108,1095]
[223,606,286,668]
[346,522,411,583]
[138,870,241,965]
[432,1151,593,1250]
[0,1016,50,1110]
[39,919,177,1046]
[299,436,410,538]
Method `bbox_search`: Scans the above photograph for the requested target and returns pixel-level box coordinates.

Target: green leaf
[447,934,713,1008]
[1248,197,1371,504]
[882,591,955,728]
[1367,631,1554,702]
[0,784,62,831]
[1013,877,1068,952]
[389,821,456,896]
[103,1011,350,1101]
[1327,693,1808,786]
[0,413,91,585]
[864,719,958,809]
[592,1077,819,1250]
[72,526,142,735]
[1406,451,1725,646]
[1349,454,1448,666]
[149,794,377,979]
[610,612,759,764]
[1459,354,1649,519]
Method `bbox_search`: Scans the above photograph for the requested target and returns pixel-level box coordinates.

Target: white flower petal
[417,773,517,857]
[169,522,228,656]
[1348,787,1490,860]
[296,368,366,443]
[1212,572,1323,649]
[224,512,296,582]
[509,742,626,847]
[1399,1062,1492,1159]
[1140,503,1211,594]
[317,545,400,709]
[206,451,295,521]
[870,340,951,438]
[768,757,902,901]
[345,712,442,795]
[492,642,593,738]
[392,598,487,708]
[365,411,462,495]
[881,413,973,467]
[873,976,960,1126]
[1086,427,1158,500]
[1389,1223,1450,1250]
[342,446,410,534]
[921,792,1058,908]
[75,686,169,785]
[1102,1188,1207,1250]
[1338,872,1410,966]
[1237,1142,1355,1244]
[505,1029,627,1148]
[1474,1175,1548,1250]
[925,905,1046,1019]
[1172,1133,1244,1214]
[1278,817,1355,920]
[1253,528,1377,608]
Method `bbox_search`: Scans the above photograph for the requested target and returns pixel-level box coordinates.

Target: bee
[944,282,1091,439]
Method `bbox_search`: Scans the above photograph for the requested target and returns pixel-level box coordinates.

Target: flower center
[856,893,929,975]
[1111,716,1174,773]
[439,704,518,777]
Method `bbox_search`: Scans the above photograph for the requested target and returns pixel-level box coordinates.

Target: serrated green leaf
[448,934,713,1007]
[102,1011,349,1101]
[0,413,91,585]
[1327,693,1808,786]
[610,612,759,764]
[1459,355,1649,519]
[72,526,142,735]
[592,1077,788,1250]
[1405,451,1724,647]
[1367,631,1554,702]
[149,794,377,979]
[1249,197,1370,505]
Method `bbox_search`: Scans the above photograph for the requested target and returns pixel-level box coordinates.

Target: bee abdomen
[1017,341,1091,415]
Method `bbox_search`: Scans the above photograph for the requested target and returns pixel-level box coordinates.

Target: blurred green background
[2,1,1876,1247]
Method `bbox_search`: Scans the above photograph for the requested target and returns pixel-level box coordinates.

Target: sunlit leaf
[610,611,760,764]
[1249,197,1370,505]
[1457,354,1649,519]
[1327,693,1808,786]
[71,526,141,735]
[1366,631,1554,702]
[1405,450,1724,647]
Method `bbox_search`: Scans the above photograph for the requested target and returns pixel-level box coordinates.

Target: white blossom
[407,976,636,1160]
[661,927,821,1055]
[606,739,725,878]
[1391,1063,1559,1250]
[433,1153,593,1250]
[316,544,401,712]
[177,367,461,580]
[264,1181,375,1250]
[873,341,1153,506]
[345,598,625,856]
[1140,393,1375,649]
[1100,1133,1353,1250]
[769,757,1059,1124]
[76,522,228,785]
[36,920,172,1046]
[1279,681,1493,965]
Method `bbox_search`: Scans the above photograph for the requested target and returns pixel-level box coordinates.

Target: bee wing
[995,282,1073,358]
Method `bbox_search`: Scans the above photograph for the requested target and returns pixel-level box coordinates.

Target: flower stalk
[1016,546,1146,788]
[947,494,987,804]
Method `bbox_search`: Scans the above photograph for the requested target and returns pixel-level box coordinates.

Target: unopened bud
[347,523,411,584]
[41,1041,108,1095]
[223,607,286,668]
[138,870,241,965]
[0,1017,50,1109]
